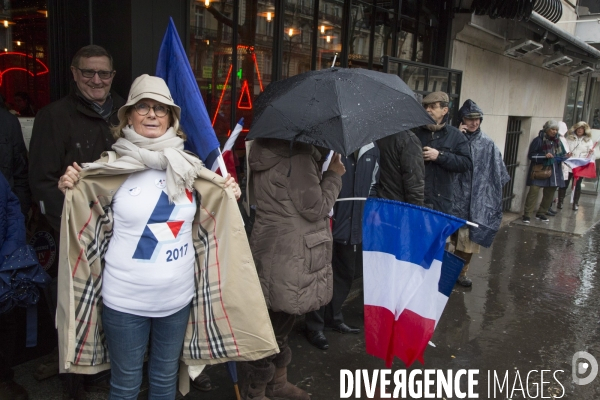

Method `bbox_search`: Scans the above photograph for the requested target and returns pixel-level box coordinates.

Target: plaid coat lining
[58,166,278,373]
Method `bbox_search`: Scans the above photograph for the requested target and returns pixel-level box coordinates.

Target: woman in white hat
[56,75,249,399]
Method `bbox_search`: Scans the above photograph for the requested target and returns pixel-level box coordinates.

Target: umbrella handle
[234,383,241,400]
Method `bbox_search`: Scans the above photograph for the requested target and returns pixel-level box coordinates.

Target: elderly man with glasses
[413,91,472,215]
[28,45,125,399]
[29,45,125,233]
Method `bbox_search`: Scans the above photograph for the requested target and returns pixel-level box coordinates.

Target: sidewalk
[509,185,600,236]
[12,187,600,399]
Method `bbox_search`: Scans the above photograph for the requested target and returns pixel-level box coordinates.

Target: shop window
[563,75,589,129]
[282,0,314,79]
[190,0,274,144]
[316,0,342,70]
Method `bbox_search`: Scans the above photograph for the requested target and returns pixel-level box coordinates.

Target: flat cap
[422,91,449,105]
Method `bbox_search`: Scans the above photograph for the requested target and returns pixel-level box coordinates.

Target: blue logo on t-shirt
[133,190,194,261]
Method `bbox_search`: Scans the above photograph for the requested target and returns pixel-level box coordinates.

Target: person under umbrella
[240,138,345,400]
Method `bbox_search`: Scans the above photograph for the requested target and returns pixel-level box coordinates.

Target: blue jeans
[102,303,191,400]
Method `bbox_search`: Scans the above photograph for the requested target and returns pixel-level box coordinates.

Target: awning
[526,11,600,61]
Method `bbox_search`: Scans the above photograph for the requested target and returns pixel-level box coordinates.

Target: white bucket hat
[118,74,181,131]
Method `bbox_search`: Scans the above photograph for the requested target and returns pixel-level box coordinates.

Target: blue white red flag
[362,198,465,367]
[564,156,597,181]
[156,18,221,167]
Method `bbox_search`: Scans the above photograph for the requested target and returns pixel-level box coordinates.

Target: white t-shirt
[102,169,196,317]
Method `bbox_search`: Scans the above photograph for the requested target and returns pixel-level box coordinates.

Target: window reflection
[348,0,370,68]
[189,0,274,143]
[283,0,313,78]
[0,0,49,116]
[317,0,342,70]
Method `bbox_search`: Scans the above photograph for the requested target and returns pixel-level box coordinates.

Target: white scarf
[88,126,204,202]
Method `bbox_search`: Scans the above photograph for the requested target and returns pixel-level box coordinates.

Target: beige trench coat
[56,154,278,382]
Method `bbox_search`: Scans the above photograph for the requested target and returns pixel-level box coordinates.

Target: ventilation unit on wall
[542,54,573,69]
[568,65,594,76]
[504,40,543,58]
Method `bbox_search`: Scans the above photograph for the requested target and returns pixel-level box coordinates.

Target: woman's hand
[224,173,242,200]
[545,153,554,159]
[327,153,346,176]
[58,162,82,194]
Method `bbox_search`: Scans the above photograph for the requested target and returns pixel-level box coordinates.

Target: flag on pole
[362,198,465,367]
[212,118,244,182]
[156,18,221,168]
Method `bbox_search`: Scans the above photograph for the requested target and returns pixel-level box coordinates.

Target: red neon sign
[0,52,49,86]
[253,53,264,92]
[237,80,252,110]
[212,64,233,127]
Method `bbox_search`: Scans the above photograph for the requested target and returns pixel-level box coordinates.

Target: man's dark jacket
[0,108,30,217]
[29,84,125,231]
[333,143,380,245]
[414,124,472,214]
[376,130,425,205]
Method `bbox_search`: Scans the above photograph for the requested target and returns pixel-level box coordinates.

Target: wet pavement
[13,190,600,399]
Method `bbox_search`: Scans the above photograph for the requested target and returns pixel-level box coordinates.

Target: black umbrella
[247,67,434,156]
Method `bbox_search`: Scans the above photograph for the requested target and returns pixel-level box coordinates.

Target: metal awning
[526,11,600,61]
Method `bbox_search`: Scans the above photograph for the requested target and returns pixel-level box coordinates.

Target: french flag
[564,157,597,182]
[362,199,465,367]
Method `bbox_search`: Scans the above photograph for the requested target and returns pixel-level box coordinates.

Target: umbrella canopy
[247,67,434,156]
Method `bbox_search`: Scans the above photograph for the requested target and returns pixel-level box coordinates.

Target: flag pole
[335,197,480,227]
[217,149,228,177]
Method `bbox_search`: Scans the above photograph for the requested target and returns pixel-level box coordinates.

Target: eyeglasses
[423,103,440,110]
[75,67,114,80]
[133,103,170,118]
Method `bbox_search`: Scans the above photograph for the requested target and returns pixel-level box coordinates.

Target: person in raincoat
[56,75,278,398]
[559,121,595,211]
[452,100,510,287]
[522,120,567,223]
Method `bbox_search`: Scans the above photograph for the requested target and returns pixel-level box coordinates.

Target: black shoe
[536,214,549,222]
[573,204,579,211]
[191,372,212,392]
[331,323,360,334]
[306,330,329,350]
[557,201,563,209]
[456,275,472,287]
[546,208,557,216]
[522,216,530,224]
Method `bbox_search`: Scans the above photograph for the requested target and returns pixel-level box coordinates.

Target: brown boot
[266,347,310,400]
[237,362,275,400]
